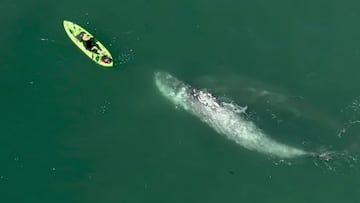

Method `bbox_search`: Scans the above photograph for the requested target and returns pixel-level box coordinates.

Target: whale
[154,72,312,159]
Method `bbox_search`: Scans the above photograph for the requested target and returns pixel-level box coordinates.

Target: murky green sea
[1,0,360,202]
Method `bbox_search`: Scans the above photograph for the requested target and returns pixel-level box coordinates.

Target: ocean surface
[1,0,360,202]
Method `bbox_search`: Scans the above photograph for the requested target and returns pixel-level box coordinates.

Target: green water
[2,0,360,202]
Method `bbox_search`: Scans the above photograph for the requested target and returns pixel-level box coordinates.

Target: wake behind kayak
[63,20,114,67]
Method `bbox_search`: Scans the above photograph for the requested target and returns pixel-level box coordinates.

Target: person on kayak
[77,32,101,54]
[101,55,112,64]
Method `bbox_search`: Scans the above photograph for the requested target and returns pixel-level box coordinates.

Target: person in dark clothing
[77,32,102,54]
[101,55,112,64]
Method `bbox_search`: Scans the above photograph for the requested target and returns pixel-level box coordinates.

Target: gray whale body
[155,72,310,159]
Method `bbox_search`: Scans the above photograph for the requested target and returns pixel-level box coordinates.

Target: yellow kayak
[63,20,114,67]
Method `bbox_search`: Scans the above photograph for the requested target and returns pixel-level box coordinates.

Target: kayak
[63,20,114,67]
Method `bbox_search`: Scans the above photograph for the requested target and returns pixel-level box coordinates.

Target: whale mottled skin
[155,72,311,159]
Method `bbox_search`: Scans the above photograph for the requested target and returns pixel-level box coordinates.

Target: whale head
[154,72,189,100]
